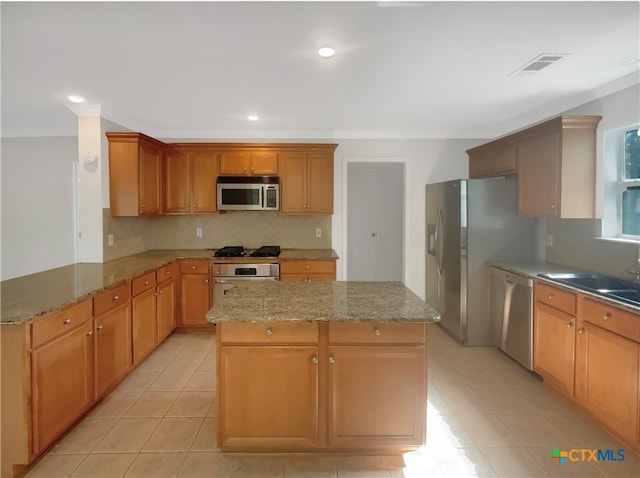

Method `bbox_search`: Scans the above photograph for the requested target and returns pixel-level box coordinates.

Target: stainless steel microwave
[216,176,280,211]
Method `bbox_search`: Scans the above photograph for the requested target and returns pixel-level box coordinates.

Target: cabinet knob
[265,328,273,336]
[205,279,209,283]
[159,290,163,295]
[166,271,170,275]
[548,293,554,300]
[328,356,335,364]
[577,327,585,334]
[311,356,318,364]
[602,312,611,320]
[144,280,149,285]
[305,265,310,269]
[87,330,93,336]
[112,295,119,301]
[566,322,573,328]
[192,265,196,269]
[97,325,104,331]
[374,328,382,336]
[63,318,71,325]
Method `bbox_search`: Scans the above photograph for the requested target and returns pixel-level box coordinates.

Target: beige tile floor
[26,327,640,478]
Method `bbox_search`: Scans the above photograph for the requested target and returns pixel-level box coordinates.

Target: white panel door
[347,163,403,281]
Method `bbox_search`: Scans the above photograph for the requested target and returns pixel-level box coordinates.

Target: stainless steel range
[212,246,280,300]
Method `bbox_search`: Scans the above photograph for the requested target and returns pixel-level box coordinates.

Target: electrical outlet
[107,234,114,246]
[315,228,322,238]
[196,227,203,238]
[546,234,554,247]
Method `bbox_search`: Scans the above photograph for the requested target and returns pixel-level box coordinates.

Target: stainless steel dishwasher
[490,266,534,370]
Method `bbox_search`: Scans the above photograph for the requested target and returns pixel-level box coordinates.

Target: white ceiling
[2,1,639,140]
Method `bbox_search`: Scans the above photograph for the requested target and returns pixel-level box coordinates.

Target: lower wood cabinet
[216,321,427,453]
[30,301,94,456]
[534,280,640,453]
[179,260,212,327]
[157,277,176,342]
[93,286,132,399]
[219,346,319,449]
[279,259,336,282]
[327,345,425,448]
[131,272,157,365]
[533,283,577,397]
[575,298,640,445]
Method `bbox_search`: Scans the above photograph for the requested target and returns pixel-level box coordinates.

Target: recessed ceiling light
[247,114,259,121]
[68,95,85,103]
[318,47,336,58]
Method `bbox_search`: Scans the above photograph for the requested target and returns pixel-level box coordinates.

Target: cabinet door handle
[374,328,382,336]
[311,356,318,364]
[112,295,119,301]
[577,327,585,334]
[265,328,273,336]
[87,330,93,336]
[566,322,573,328]
[328,356,335,364]
[63,318,71,325]
[97,325,104,331]
[602,312,611,321]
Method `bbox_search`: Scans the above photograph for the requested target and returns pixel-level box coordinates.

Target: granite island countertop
[207,281,441,324]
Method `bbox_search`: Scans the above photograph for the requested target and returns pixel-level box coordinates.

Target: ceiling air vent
[510,53,569,76]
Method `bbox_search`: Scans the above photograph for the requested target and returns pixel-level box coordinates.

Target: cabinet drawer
[280,260,336,275]
[132,272,156,296]
[219,322,318,344]
[93,282,130,317]
[328,322,425,344]
[582,298,640,343]
[31,300,92,348]
[180,260,210,274]
[156,263,174,283]
[535,282,576,315]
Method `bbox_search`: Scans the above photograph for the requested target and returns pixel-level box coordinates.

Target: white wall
[332,138,481,298]
[0,137,77,280]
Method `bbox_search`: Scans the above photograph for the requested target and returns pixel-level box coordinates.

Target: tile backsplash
[103,209,331,261]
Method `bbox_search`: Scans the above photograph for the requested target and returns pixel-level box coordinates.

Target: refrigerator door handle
[434,208,444,278]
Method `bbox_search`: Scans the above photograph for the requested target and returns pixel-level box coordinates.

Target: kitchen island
[206,281,440,454]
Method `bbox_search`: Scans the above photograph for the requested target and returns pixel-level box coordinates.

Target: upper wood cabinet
[107,132,164,216]
[280,148,336,214]
[517,116,601,218]
[164,147,218,214]
[466,115,601,218]
[468,142,517,178]
[107,134,338,216]
[218,150,278,176]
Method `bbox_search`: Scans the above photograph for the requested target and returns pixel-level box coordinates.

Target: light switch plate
[196,227,203,238]
[107,234,114,246]
[546,234,553,247]
[316,228,322,238]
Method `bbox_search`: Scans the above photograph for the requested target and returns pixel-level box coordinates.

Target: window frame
[617,126,640,240]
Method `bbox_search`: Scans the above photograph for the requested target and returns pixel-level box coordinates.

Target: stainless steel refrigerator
[426,176,536,346]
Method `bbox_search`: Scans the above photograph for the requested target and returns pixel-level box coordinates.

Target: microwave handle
[260,187,264,208]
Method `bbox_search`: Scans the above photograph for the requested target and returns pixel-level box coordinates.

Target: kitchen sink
[538,272,640,307]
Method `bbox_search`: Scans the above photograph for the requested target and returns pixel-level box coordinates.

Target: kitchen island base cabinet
[327,346,425,449]
[216,321,427,453]
[219,346,319,450]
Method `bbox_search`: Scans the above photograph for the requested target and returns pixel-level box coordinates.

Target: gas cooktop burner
[214,245,281,258]
[214,246,246,257]
[250,246,281,257]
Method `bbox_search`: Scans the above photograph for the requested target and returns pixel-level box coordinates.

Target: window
[620,127,640,237]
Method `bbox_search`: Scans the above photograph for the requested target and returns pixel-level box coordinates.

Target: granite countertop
[207,281,441,324]
[492,261,640,313]
[0,249,338,325]
[279,249,339,260]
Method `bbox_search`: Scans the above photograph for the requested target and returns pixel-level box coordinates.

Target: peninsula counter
[207,281,440,454]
